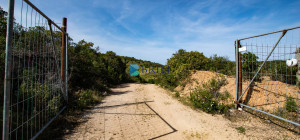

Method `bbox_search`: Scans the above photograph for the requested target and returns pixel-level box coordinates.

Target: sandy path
[63,83,298,140]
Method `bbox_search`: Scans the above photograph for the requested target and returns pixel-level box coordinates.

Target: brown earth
[175,71,300,112]
[63,83,299,140]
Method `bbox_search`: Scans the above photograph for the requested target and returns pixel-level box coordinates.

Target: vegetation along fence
[235,26,300,127]
[2,0,68,139]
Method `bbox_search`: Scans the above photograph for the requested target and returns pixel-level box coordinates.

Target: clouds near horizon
[1,0,300,64]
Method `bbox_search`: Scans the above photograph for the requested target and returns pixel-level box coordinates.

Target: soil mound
[175,70,300,111]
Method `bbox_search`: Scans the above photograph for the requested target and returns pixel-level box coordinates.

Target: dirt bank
[175,71,300,111]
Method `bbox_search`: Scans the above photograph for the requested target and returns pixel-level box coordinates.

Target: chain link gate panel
[235,26,300,128]
[2,0,68,139]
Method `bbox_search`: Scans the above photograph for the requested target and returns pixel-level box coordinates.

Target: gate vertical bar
[235,40,239,108]
[296,47,300,88]
[65,35,68,102]
[238,40,242,103]
[61,17,67,101]
[2,0,15,139]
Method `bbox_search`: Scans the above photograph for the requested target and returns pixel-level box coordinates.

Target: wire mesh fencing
[2,0,68,139]
[235,27,300,128]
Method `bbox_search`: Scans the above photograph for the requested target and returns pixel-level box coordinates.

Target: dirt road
[63,83,298,140]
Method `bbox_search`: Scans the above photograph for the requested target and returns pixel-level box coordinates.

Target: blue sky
[1,0,300,64]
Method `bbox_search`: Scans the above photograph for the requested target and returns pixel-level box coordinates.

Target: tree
[210,54,235,75]
[242,52,259,79]
[167,49,211,72]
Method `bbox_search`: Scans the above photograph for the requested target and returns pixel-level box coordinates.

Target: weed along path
[63,83,298,140]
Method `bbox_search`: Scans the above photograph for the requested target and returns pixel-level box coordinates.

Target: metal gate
[235,26,300,127]
[2,0,68,139]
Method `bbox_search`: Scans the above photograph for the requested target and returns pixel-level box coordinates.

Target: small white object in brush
[286,58,298,67]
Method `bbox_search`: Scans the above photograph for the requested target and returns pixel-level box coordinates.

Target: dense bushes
[189,78,232,113]
[242,52,259,73]
[167,49,211,72]
[241,52,297,85]
[68,40,131,93]
[269,61,297,84]
[241,52,259,81]
[210,54,235,75]
[153,49,235,90]
[76,89,102,109]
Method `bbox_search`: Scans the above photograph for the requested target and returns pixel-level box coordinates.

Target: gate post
[3,0,15,139]
[61,17,67,101]
[235,40,242,108]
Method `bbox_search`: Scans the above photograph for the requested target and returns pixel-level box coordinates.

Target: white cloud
[1,0,300,64]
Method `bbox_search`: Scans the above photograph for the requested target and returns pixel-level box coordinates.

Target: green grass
[236,126,246,134]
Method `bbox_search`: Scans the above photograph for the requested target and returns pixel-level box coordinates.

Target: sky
[1,0,300,64]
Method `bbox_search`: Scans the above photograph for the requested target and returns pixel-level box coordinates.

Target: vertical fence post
[235,40,242,108]
[3,0,15,139]
[66,35,68,102]
[61,17,67,101]
[296,47,300,88]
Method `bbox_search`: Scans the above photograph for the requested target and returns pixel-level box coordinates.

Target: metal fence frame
[2,0,68,139]
[235,26,300,127]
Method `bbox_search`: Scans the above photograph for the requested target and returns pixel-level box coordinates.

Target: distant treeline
[141,49,236,90]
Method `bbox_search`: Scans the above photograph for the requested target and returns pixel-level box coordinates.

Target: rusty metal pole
[61,17,67,101]
[235,40,242,108]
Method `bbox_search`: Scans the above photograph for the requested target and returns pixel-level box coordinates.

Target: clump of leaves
[285,96,297,112]
[236,126,246,134]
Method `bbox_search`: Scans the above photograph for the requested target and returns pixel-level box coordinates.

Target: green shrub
[77,89,101,108]
[147,79,155,84]
[270,61,297,85]
[236,126,246,134]
[48,94,62,114]
[202,77,227,97]
[156,73,177,90]
[189,78,232,114]
[189,88,217,113]
[285,96,297,112]
[175,91,180,98]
